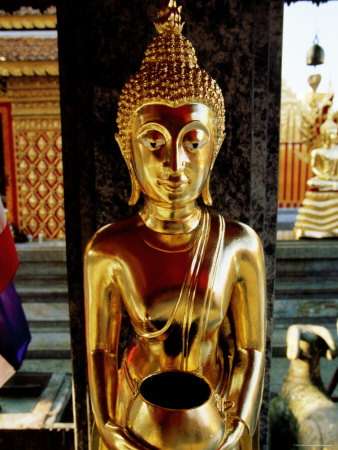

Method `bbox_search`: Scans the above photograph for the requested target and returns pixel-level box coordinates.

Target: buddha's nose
[166,139,187,173]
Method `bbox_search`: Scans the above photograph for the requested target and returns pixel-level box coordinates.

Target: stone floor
[20,358,72,374]
[0,359,73,429]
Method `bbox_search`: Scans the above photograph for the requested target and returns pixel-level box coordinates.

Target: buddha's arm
[84,245,139,449]
[311,151,318,176]
[311,151,326,178]
[219,232,266,448]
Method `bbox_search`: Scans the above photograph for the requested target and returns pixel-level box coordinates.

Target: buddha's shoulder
[84,215,141,255]
[209,210,262,245]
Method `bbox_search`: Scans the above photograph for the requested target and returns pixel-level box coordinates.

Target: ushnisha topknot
[116,0,225,160]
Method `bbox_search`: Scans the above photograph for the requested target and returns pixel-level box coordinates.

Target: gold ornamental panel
[13,118,65,239]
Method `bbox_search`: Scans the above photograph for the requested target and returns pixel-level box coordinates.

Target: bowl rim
[137,370,214,412]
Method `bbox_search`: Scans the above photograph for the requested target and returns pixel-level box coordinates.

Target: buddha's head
[321,116,338,149]
[115,0,225,206]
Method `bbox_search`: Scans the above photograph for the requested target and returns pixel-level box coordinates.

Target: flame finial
[154,0,184,34]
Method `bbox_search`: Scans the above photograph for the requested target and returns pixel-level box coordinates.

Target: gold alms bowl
[127,371,225,449]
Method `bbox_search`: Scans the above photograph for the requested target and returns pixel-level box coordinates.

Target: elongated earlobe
[115,133,141,205]
[202,137,224,206]
[127,166,141,205]
[202,175,212,206]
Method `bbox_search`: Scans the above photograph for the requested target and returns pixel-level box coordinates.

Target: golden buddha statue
[299,75,334,152]
[294,116,338,239]
[84,2,266,449]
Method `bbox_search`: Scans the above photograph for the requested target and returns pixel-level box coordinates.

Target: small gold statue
[269,324,337,449]
[307,117,338,191]
[84,2,266,449]
[299,75,333,152]
[294,115,338,238]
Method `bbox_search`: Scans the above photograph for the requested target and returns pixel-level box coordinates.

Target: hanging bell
[306,35,325,66]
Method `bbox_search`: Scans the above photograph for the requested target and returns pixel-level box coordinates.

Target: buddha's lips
[157,178,190,191]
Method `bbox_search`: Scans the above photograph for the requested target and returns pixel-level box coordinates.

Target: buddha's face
[130,103,215,206]
[328,126,338,146]
[322,120,338,148]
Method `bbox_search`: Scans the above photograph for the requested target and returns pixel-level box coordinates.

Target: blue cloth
[0,282,31,370]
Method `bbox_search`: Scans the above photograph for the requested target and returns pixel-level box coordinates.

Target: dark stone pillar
[57,1,283,448]
[57,2,96,448]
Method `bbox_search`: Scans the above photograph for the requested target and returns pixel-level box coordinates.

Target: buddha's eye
[183,129,208,153]
[139,130,165,151]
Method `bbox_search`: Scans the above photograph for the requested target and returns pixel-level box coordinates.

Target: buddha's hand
[100,421,144,450]
[218,415,246,450]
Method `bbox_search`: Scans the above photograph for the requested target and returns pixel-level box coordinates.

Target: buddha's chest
[121,244,234,338]
[316,152,338,177]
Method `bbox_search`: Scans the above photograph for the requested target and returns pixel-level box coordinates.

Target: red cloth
[0,223,19,294]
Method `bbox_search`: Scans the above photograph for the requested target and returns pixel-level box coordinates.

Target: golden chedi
[294,116,338,239]
[84,2,266,449]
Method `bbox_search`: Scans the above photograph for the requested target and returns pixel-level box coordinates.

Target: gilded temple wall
[279,86,310,208]
[0,76,65,239]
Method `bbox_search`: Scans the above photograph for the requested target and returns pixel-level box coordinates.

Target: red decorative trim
[0,103,18,227]
[0,223,18,293]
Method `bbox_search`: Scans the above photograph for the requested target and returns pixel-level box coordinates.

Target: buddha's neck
[140,198,201,234]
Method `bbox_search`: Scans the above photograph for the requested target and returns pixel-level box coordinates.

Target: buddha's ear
[202,175,212,206]
[216,133,225,154]
[210,133,225,168]
[115,133,123,154]
[115,133,141,206]
[201,133,225,207]
[202,157,216,206]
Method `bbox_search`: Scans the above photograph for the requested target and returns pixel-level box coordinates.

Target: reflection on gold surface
[85,2,266,449]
